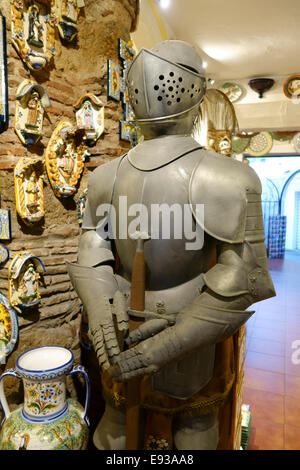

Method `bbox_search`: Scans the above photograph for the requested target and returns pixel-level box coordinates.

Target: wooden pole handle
[126,246,146,450]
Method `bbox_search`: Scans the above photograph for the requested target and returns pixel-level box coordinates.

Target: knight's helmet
[127,40,206,123]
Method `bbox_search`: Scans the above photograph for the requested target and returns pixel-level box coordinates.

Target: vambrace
[67,262,121,368]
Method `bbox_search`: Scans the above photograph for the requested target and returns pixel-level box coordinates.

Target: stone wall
[0,0,138,425]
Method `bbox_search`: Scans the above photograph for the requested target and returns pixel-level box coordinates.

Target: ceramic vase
[0,346,90,450]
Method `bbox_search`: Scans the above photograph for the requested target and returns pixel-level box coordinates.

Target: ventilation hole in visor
[177,98,181,102]
[170,72,174,77]
[159,75,164,80]
[135,89,138,94]
[168,86,173,91]
[157,96,163,101]
[179,77,183,82]
[167,101,172,106]
[181,88,185,93]
[154,85,159,90]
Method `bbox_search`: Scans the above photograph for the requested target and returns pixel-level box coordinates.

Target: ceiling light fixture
[159,0,171,9]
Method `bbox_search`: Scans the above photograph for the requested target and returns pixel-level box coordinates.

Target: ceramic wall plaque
[15,80,51,146]
[54,0,85,42]
[0,292,18,365]
[8,251,45,312]
[14,157,45,225]
[0,14,8,132]
[73,94,104,147]
[107,60,121,101]
[0,207,11,241]
[107,39,142,145]
[11,0,55,71]
[46,120,88,198]
[0,244,9,265]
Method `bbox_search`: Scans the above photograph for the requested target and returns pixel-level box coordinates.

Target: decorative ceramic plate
[245,131,273,156]
[220,82,243,103]
[293,132,300,154]
[231,136,250,154]
[283,75,300,99]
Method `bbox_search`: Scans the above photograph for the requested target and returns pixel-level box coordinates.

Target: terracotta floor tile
[248,337,285,357]
[245,351,285,374]
[247,417,284,450]
[284,396,300,428]
[285,374,300,398]
[243,387,284,424]
[284,424,300,450]
[244,367,285,395]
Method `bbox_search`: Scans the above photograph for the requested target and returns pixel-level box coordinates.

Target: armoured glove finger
[103,323,121,362]
[125,318,169,346]
[109,362,159,382]
[90,327,110,369]
[112,290,129,333]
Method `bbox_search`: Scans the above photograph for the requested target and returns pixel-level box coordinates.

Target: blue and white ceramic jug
[0,346,90,450]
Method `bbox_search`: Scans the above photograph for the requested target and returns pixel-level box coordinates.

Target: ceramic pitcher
[0,346,90,450]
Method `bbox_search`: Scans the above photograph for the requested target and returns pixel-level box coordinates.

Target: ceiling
[154,0,300,81]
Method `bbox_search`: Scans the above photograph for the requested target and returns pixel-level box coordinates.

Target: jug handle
[0,369,21,425]
[68,365,90,427]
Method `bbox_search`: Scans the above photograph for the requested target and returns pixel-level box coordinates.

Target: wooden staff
[126,234,148,450]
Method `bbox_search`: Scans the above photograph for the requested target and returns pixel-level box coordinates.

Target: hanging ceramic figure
[14,157,45,225]
[10,0,55,71]
[73,94,105,147]
[0,292,18,366]
[0,14,9,132]
[15,80,51,146]
[8,251,45,313]
[46,120,88,198]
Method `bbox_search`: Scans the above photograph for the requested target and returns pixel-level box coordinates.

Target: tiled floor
[244,254,300,450]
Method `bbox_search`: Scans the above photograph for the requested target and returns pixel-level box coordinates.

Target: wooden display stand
[217,325,247,450]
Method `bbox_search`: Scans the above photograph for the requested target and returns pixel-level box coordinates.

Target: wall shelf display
[283,74,300,100]
[0,292,18,365]
[54,0,85,42]
[14,157,45,225]
[73,94,105,147]
[11,0,55,71]
[15,80,51,146]
[46,120,88,198]
[245,131,273,156]
[8,251,45,312]
[0,14,9,132]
